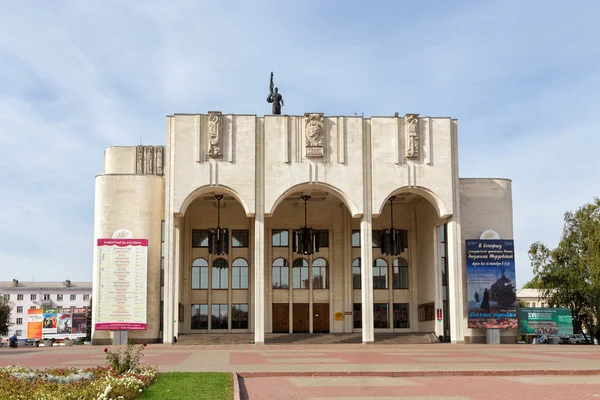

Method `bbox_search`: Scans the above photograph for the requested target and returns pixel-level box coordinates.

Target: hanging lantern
[380,196,408,256]
[292,195,319,255]
[208,194,229,255]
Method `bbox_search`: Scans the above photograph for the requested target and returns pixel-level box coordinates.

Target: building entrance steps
[175,332,434,345]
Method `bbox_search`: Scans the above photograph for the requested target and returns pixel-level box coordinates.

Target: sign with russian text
[27,309,43,340]
[95,238,148,331]
[518,308,573,336]
[466,239,517,329]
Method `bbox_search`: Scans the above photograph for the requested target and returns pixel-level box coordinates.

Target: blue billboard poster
[466,239,517,329]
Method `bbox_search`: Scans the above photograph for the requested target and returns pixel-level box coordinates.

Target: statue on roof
[267,72,284,115]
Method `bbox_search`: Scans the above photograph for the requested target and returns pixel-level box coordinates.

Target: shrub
[104,343,148,374]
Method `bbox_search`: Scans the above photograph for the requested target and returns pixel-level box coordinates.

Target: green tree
[86,297,92,340]
[522,277,544,289]
[529,198,600,338]
[0,297,12,336]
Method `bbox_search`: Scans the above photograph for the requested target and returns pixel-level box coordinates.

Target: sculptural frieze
[405,113,419,159]
[207,112,222,158]
[305,113,324,157]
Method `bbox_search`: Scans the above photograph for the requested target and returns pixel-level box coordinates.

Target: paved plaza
[2,343,599,399]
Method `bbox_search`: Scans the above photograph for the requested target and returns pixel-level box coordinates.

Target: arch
[267,182,361,218]
[192,258,208,267]
[352,258,361,289]
[179,184,253,217]
[392,258,409,289]
[212,258,229,289]
[292,258,309,289]
[373,258,388,289]
[232,258,249,289]
[191,258,209,289]
[374,186,450,218]
[312,257,329,289]
[272,258,289,289]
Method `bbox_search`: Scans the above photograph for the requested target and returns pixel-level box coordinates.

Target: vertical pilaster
[254,116,266,344]
[162,116,175,344]
[360,216,374,343]
[447,218,464,343]
[172,216,182,340]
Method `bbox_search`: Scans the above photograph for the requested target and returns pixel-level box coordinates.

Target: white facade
[517,289,549,308]
[92,112,515,345]
[0,280,91,340]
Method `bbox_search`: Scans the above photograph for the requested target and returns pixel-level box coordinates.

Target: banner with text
[466,239,517,329]
[518,308,573,336]
[95,238,148,331]
[27,309,43,340]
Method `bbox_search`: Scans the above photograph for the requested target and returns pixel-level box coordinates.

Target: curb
[237,369,600,378]
[233,372,241,400]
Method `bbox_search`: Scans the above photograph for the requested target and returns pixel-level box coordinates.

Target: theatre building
[92,112,514,345]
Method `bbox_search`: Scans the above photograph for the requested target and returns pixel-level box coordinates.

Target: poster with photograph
[42,308,58,334]
[57,308,72,334]
[27,308,43,340]
[466,239,517,329]
[71,308,87,335]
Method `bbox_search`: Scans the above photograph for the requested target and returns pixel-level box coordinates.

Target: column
[360,215,374,343]
[162,215,175,343]
[446,218,464,343]
[172,215,182,340]
[254,214,265,343]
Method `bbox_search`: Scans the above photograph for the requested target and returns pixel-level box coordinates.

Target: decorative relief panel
[207,111,222,158]
[304,113,324,157]
[405,113,419,159]
[134,145,165,176]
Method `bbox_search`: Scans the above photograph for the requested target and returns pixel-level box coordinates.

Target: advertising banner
[466,239,518,329]
[57,308,72,334]
[71,308,87,335]
[27,309,43,340]
[42,308,57,335]
[518,308,573,336]
[95,238,148,331]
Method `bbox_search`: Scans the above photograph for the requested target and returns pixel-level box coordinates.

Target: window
[42,294,50,301]
[211,304,228,329]
[3,294,9,301]
[30,306,36,309]
[374,303,389,328]
[541,302,546,308]
[292,258,309,289]
[17,294,23,301]
[192,230,209,247]
[16,306,23,313]
[232,230,249,247]
[272,230,289,247]
[393,303,409,328]
[57,294,63,301]
[372,230,382,248]
[212,258,228,289]
[30,294,37,301]
[352,258,361,289]
[192,258,209,289]
[272,258,289,289]
[351,231,360,247]
[373,258,388,289]
[418,303,435,322]
[232,258,249,289]
[15,330,22,337]
[393,258,409,289]
[231,304,249,329]
[353,303,362,329]
[315,230,329,247]
[70,295,76,301]
[191,304,209,329]
[83,294,90,301]
[16,318,23,325]
[312,258,328,289]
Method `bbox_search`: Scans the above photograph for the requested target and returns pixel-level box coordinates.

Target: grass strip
[139,372,233,400]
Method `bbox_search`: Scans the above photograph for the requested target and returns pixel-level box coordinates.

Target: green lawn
[139,372,234,400]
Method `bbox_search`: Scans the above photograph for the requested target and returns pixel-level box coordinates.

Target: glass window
[232,258,249,289]
[212,259,229,289]
[272,230,289,247]
[418,303,435,322]
[192,230,209,248]
[16,306,23,313]
[231,304,249,329]
[372,230,382,248]
[353,303,362,329]
[70,295,76,301]
[57,294,63,301]
[83,294,90,301]
[232,230,249,247]
[352,231,361,247]
[31,294,37,301]
[312,258,328,289]
[192,258,209,289]
[30,306,36,309]
[15,330,22,337]
[42,294,50,301]
[352,258,361,289]
[393,258,409,289]
[161,220,165,242]
[393,303,409,328]
[272,258,289,289]
[374,303,389,328]
[17,294,23,301]
[373,258,388,289]
[211,304,228,329]
[316,230,329,247]
[3,294,9,301]
[16,318,23,325]
[191,304,209,329]
[292,258,309,289]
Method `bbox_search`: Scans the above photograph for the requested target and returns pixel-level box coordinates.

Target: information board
[518,308,573,336]
[466,239,518,329]
[95,238,148,330]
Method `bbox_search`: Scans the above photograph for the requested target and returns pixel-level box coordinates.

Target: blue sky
[1,1,599,285]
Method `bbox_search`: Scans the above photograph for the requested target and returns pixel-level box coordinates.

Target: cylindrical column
[360,215,374,343]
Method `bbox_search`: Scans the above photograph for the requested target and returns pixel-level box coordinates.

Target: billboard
[466,239,518,329]
[27,309,43,340]
[95,239,148,331]
[27,307,87,339]
[518,308,573,336]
